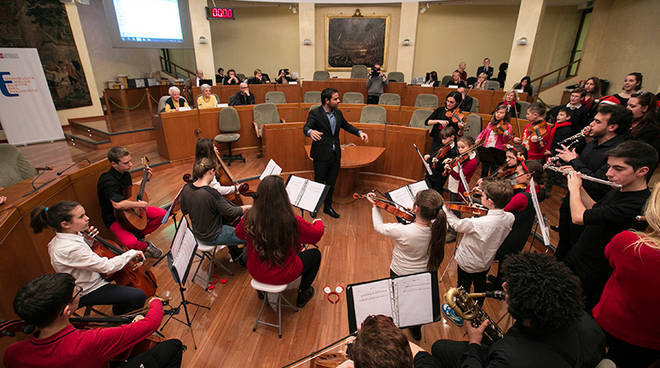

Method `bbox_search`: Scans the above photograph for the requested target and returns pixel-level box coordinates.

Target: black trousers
[297,248,322,291]
[480,160,498,178]
[457,266,489,306]
[115,339,184,368]
[605,332,660,368]
[390,269,422,338]
[314,158,340,207]
[367,94,380,104]
[430,340,478,368]
[555,195,584,261]
[79,283,147,315]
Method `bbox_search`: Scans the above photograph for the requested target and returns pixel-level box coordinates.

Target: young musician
[163,86,188,112]
[593,185,660,368]
[3,273,183,368]
[423,127,458,193]
[235,175,324,308]
[612,72,643,107]
[426,91,465,152]
[194,138,242,196]
[29,201,147,315]
[369,189,447,340]
[97,146,165,258]
[548,108,574,154]
[429,253,605,368]
[564,141,657,310]
[443,179,514,302]
[628,91,660,160]
[476,105,512,177]
[444,136,478,206]
[180,158,250,263]
[514,102,553,161]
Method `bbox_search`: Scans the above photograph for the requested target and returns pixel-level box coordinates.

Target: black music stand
[162,216,210,349]
[153,186,185,267]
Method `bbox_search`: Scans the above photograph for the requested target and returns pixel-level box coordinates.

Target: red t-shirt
[235,215,324,285]
[3,299,163,368]
[592,231,660,350]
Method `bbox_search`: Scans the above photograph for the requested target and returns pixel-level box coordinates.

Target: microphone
[34,166,53,172]
[57,159,91,176]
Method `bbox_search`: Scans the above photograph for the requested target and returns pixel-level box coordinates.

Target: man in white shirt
[443,179,514,304]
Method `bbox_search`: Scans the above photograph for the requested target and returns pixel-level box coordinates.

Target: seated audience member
[429,253,605,368]
[496,62,508,88]
[3,273,183,368]
[163,86,189,112]
[229,82,255,106]
[97,146,165,257]
[223,69,240,85]
[446,71,466,88]
[581,76,601,113]
[424,127,458,193]
[369,188,447,340]
[443,179,514,302]
[476,105,512,177]
[196,84,218,109]
[29,201,147,315]
[593,185,660,368]
[612,72,643,107]
[275,68,296,84]
[498,90,521,116]
[514,102,553,162]
[235,175,323,308]
[627,91,660,159]
[476,57,493,79]
[549,108,575,154]
[422,71,439,87]
[564,140,657,310]
[426,91,465,151]
[513,76,533,95]
[195,69,204,87]
[247,69,266,84]
[455,61,467,82]
[456,86,473,112]
[546,88,588,132]
[366,63,388,104]
[335,315,434,368]
[180,158,249,264]
[472,72,488,90]
[215,67,225,84]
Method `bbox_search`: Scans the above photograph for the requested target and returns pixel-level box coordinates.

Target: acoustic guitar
[115,156,150,232]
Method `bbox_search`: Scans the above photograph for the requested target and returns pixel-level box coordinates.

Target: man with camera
[366,63,388,104]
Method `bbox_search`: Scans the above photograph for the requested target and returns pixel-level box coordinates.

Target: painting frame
[325,15,390,72]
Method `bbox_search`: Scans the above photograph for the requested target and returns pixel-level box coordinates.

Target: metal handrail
[530,59,581,98]
[159,56,196,81]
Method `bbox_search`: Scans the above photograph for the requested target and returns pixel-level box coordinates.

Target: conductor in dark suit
[303,88,369,218]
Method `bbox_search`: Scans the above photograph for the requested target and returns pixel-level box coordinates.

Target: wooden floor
[15,142,565,368]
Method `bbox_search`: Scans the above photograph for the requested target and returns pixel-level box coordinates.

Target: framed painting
[325,15,389,71]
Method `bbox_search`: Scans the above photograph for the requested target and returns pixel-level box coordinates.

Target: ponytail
[413,189,447,270]
[30,200,80,233]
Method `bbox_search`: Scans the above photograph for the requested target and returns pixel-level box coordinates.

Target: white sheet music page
[389,186,415,210]
[408,180,429,197]
[395,273,434,327]
[351,279,395,327]
[298,180,325,212]
[172,219,197,285]
[260,159,282,180]
[529,178,551,247]
[286,175,306,205]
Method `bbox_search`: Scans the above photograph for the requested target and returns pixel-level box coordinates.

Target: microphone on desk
[23,170,57,197]
[57,159,91,176]
[34,166,53,172]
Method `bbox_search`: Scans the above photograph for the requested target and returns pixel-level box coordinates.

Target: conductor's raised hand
[309,129,323,141]
[359,132,369,143]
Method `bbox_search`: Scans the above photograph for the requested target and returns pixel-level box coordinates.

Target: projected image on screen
[113,0,183,43]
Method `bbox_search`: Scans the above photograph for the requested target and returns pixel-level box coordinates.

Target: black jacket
[229,91,255,106]
[477,66,494,79]
[303,105,360,162]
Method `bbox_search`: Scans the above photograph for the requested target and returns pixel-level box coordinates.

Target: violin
[445,203,488,216]
[84,230,158,297]
[353,193,415,223]
[492,119,509,136]
[489,165,517,179]
[524,121,550,148]
[445,108,466,135]
[512,183,527,191]
[431,145,452,168]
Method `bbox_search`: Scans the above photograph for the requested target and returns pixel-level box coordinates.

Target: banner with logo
[0,48,64,145]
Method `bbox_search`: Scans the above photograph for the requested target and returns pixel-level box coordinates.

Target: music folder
[285,175,329,215]
[346,271,440,333]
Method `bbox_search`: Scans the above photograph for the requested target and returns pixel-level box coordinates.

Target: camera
[371,69,380,77]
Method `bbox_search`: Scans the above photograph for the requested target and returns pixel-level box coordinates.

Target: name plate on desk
[289,81,298,85]
[217,103,228,107]
[178,106,192,111]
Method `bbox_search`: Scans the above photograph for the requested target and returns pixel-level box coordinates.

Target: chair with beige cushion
[313,71,330,81]
[158,96,170,113]
[415,94,439,108]
[304,91,322,103]
[360,105,387,124]
[409,109,433,129]
[265,91,287,104]
[0,144,38,188]
[253,103,285,158]
[214,107,245,165]
[378,93,401,106]
[343,92,364,104]
[350,65,368,79]
[387,72,404,82]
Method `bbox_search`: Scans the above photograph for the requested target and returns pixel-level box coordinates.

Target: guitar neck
[137,168,149,201]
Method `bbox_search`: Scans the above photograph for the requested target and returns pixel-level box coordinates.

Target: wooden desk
[305,145,385,202]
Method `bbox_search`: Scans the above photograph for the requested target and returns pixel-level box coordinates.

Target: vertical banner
[0,48,64,145]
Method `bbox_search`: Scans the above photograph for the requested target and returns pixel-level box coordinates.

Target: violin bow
[512,94,522,138]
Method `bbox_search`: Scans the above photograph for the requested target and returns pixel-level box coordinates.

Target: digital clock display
[206,7,234,19]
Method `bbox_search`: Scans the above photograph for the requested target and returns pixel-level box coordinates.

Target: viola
[353,193,415,223]
[84,230,158,297]
[445,203,488,216]
[431,145,451,168]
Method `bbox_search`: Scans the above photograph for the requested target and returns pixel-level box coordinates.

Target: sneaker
[296,287,315,308]
[144,242,163,258]
[442,304,464,326]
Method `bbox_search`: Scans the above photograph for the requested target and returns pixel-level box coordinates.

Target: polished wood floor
[15,142,564,368]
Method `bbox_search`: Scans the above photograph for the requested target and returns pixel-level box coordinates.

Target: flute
[543,164,622,189]
[558,127,591,146]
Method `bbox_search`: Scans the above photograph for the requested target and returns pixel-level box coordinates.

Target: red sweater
[3,299,163,368]
[522,121,554,161]
[235,215,324,285]
[448,156,477,194]
[593,231,660,350]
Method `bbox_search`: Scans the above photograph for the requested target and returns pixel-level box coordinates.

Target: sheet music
[414,144,433,176]
[350,279,395,328]
[457,161,470,194]
[529,178,550,247]
[408,180,429,197]
[286,175,326,213]
[260,159,282,180]
[286,176,306,205]
[171,217,197,285]
[162,185,185,224]
[395,273,434,327]
[388,180,428,210]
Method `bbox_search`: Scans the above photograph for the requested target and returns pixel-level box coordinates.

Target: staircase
[160,56,196,81]
[530,59,581,100]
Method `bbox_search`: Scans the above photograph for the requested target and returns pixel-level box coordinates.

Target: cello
[83,230,158,297]
[114,157,151,232]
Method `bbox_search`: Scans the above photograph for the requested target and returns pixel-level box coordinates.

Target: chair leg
[277,295,282,338]
[222,142,246,165]
[253,297,267,332]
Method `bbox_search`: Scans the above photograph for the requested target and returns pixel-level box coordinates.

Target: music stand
[153,185,185,267]
[162,215,210,349]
